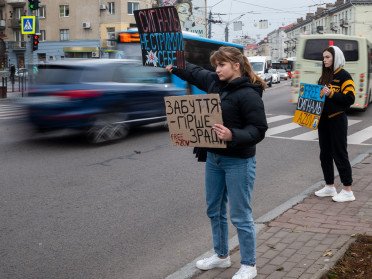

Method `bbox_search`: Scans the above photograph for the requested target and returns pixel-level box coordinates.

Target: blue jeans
[205,152,256,266]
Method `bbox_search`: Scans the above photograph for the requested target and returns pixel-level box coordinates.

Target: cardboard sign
[164,94,226,148]
[293,83,325,130]
[134,6,186,69]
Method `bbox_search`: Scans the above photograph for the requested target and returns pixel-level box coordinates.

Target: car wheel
[278,79,280,83]
[86,113,129,144]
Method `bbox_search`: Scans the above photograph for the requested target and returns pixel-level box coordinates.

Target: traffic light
[28,0,40,11]
[32,34,39,51]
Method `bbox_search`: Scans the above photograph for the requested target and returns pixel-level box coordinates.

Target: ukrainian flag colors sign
[293,83,325,130]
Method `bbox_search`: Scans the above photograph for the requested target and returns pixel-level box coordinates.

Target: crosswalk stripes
[265,114,372,146]
[291,120,361,141]
[348,126,372,145]
[0,103,25,120]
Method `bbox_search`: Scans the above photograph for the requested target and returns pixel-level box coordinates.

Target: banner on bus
[164,94,226,148]
[134,6,186,69]
[293,83,325,130]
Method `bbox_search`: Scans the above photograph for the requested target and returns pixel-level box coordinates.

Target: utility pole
[208,11,212,38]
[225,25,229,42]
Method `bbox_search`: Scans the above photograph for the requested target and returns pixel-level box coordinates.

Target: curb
[165,148,372,279]
[309,238,356,279]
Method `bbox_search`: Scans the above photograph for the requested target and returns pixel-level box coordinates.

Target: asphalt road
[1,80,371,279]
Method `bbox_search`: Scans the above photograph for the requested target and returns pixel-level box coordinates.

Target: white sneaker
[196,254,231,270]
[232,265,257,279]
[315,185,337,197]
[332,189,355,202]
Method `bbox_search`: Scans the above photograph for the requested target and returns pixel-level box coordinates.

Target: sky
[204,0,336,42]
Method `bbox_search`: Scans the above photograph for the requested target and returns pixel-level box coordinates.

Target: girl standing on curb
[166,46,267,279]
[314,45,356,202]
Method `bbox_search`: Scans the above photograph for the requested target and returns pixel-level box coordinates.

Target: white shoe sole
[315,192,337,197]
[332,197,356,202]
[196,261,231,270]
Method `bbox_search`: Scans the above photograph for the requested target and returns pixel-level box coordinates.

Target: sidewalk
[190,153,372,279]
[0,86,26,101]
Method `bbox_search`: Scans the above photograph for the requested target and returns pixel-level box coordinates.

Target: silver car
[277,69,289,80]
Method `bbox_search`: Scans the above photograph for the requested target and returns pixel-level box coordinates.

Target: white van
[248,56,272,87]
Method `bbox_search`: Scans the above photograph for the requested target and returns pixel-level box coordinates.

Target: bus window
[304,39,359,61]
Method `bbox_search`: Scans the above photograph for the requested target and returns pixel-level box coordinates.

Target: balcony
[7,0,26,7]
[340,18,349,27]
[316,26,324,34]
[0,20,5,30]
[8,18,21,29]
[330,22,339,31]
[8,41,27,51]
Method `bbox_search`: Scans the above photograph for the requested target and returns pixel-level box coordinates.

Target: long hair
[210,46,267,90]
[318,46,335,86]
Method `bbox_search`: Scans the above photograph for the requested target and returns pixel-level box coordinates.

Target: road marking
[266,115,371,145]
[0,104,25,119]
[291,119,361,140]
[348,125,372,144]
[266,122,301,136]
[266,115,293,123]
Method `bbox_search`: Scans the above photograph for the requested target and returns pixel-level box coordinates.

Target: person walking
[314,45,356,202]
[166,46,268,279]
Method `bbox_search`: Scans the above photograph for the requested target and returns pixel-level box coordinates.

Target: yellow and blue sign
[21,16,36,35]
[293,83,325,130]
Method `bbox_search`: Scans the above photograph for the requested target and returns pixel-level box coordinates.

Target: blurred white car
[268,69,280,84]
[277,69,289,80]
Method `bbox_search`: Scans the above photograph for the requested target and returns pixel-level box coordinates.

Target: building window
[37,6,46,18]
[128,2,139,15]
[60,5,69,17]
[107,27,116,47]
[40,30,46,41]
[60,29,69,41]
[108,2,115,14]
[14,30,23,42]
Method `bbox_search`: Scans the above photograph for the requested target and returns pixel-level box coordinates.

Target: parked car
[20,59,186,143]
[268,69,280,83]
[277,69,289,80]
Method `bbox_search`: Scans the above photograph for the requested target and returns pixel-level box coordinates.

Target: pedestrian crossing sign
[21,16,36,35]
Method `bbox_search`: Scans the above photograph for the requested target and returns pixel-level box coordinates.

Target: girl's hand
[165,65,173,73]
[321,86,331,97]
[213,123,232,141]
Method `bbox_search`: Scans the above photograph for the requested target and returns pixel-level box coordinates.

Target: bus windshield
[304,39,359,61]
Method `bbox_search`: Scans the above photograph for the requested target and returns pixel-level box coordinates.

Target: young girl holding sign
[315,45,356,202]
[166,47,267,279]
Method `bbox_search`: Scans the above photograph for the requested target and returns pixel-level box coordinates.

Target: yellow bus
[291,34,372,111]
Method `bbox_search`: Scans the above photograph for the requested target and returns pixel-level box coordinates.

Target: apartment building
[0,0,152,69]
[284,0,372,57]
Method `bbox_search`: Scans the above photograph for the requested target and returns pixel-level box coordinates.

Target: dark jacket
[173,62,268,158]
[320,68,355,118]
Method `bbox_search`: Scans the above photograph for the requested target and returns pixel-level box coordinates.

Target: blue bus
[113,29,244,94]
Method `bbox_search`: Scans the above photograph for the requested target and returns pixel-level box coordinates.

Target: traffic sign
[21,16,36,35]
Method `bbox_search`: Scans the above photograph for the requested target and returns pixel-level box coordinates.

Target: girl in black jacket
[314,45,356,202]
[166,46,267,279]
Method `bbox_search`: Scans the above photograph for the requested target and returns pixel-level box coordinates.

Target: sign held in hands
[164,94,226,148]
[134,6,185,69]
[293,83,325,130]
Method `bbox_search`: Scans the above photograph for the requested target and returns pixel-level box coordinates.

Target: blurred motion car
[277,69,289,80]
[20,59,186,143]
[268,69,280,84]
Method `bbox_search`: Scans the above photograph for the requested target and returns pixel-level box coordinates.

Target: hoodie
[172,62,268,158]
[320,46,355,118]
